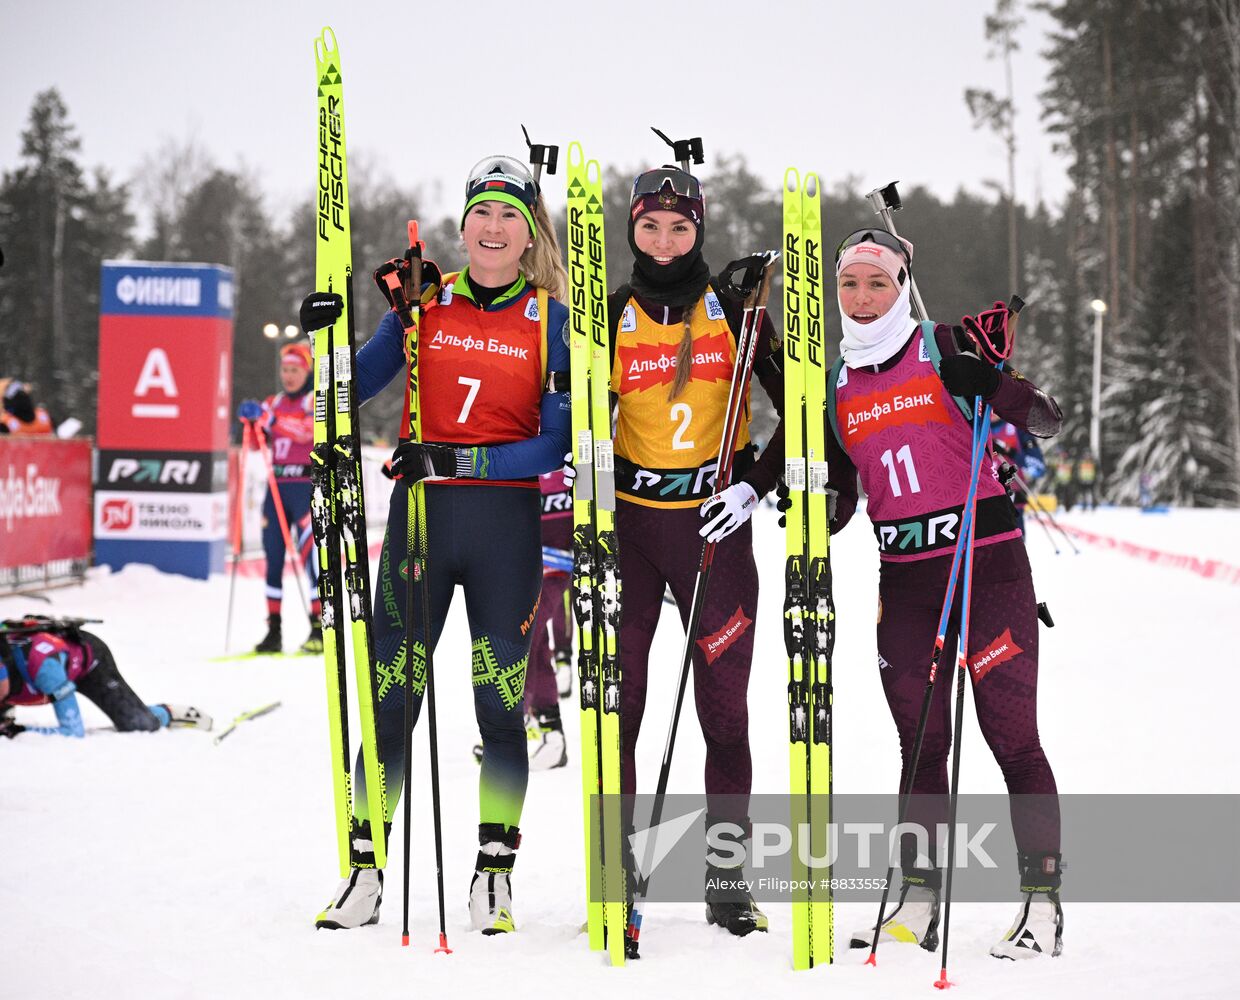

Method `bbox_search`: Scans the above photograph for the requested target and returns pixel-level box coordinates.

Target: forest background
[2,0,1238,506]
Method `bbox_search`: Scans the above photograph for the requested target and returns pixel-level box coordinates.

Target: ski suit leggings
[616,499,757,824]
[262,481,317,615]
[876,538,1060,867]
[75,633,162,732]
[356,482,542,832]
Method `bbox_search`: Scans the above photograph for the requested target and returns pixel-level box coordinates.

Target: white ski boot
[850,870,941,950]
[315,821,384,930]
[991,853,1064,959]
[468,823,520,934]
[160,704,213,731]
[554,649,573,699]
[526,708,567,770]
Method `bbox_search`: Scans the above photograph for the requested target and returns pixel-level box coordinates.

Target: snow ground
[3,505,1238,999]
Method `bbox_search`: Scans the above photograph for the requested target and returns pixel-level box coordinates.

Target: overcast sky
[4,0,1069,232]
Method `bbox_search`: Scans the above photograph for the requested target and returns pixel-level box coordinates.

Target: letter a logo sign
[132,348,180,419]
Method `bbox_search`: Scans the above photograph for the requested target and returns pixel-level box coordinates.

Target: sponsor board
[97,450,228,493]
[94,490,229,542]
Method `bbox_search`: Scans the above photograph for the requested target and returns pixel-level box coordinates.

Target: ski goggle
[834,228,913,268]
[462,155,538,235]
[631,166,704,203]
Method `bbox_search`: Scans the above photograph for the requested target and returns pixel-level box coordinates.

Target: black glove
[775,479,792,528]
[299,292,344,334]
[389,441,468,483]
[940,353,1001,400]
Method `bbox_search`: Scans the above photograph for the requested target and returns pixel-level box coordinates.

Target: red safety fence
[1060,522,1240,585]
[0,437,92,592]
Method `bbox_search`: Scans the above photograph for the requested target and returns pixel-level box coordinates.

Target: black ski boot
[704,863,769,937]
[300,614,323,654]
[255,613,282,654]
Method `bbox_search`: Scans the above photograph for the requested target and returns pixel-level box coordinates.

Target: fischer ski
[311,26,386,876]
[783,168,834,970]
[567,142,626,966]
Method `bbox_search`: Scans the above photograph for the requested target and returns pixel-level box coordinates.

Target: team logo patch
[441,283,454,306]
[704,291,725,321]
[837,364,849,388]
[696,606,753,665]
[658,190,678,209]
[524,296,540,322]
[968,627,1023,682]
[620,304,637,332]
[837,371,955,445]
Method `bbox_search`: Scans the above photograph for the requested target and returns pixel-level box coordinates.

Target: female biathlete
[236,341,321,655]
[607,165,784,937]
[300,156,570,934]
[823,230,1065,959]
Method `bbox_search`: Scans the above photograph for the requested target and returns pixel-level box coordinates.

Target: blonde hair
[521,193,567,301]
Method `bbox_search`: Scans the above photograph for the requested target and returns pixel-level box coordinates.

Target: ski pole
[866,182,930,322]
[934,399,987,992]
[1014,469,1081,555]
[628,251,779,949]
[224,422,251,654]
[247,417,311,617]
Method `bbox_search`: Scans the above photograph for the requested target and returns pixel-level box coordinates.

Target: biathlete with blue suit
[300,154,570,935]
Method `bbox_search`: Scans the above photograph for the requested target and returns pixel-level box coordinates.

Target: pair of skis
[565,143,627,967]
[310,27,387,877]
[782,168,835,970]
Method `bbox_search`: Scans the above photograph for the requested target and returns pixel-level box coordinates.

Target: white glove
[699,482,759,543]
[561,452,576,487]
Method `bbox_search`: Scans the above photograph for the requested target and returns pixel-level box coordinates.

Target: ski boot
[254,614,282,654]
[468,823,520,934]
[315,819,387,930]
[990,853,1064,959]
[850,868,941,951]
[554,649,573,699]
[704,862,769,937]
[526,707,567,770]
[299,614,323,655]
[159,704,213,731]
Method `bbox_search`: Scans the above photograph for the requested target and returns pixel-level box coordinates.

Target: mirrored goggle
[465,155,537,201]
[632,166,702,201]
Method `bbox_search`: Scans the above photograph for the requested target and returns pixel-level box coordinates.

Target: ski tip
[315,26,337,61]
[784,167,800,192]
[567,142,584,168]
[804,173,820,199]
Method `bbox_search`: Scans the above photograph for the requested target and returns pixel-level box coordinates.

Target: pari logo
[115,274,202,308]
[100,498,135,531]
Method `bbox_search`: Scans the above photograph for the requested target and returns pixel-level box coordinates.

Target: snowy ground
[3,505,1238,999]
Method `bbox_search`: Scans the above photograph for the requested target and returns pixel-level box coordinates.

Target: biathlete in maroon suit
[300,154,570,936]
[0,619,210,738]
[522,468,573,771]
[606,164,784,938]
[825,230,1065,961]
[236,341,322,655]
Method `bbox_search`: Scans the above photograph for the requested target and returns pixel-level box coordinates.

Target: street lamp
[262,322,280,339]
[1089,299,1107,473]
